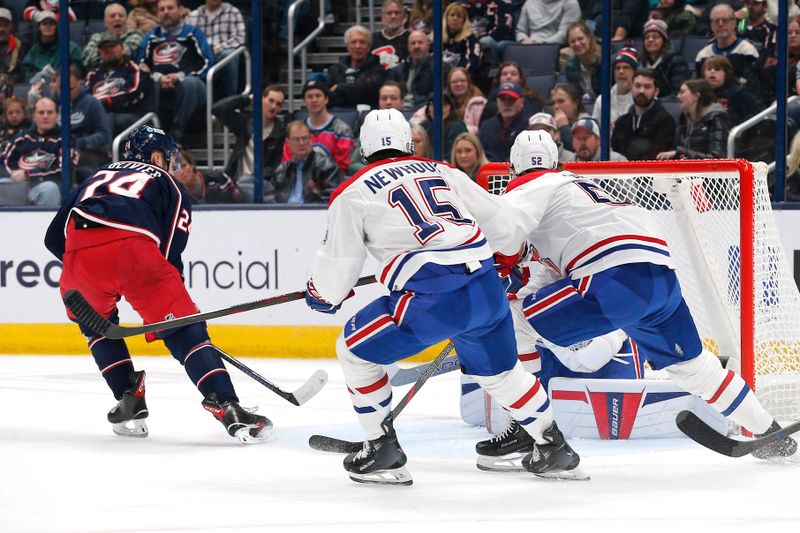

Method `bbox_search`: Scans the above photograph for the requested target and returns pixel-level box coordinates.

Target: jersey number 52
[389,177,472,244]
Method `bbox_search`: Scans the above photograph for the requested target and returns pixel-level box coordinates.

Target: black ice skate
[751,421,798,460]
[522,422,589,481]
[343,421,413,486]
[107,370,149,438]
[475,419,534,472]
[201,393,273,444]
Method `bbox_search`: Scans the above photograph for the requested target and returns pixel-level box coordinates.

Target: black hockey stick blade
[308,342,457,453]
[63,275,376,339]
[215,348,327,406]
[389,354,460,386]
[676,410,800,458]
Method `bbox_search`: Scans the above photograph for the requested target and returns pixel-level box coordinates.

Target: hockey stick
[214,347,328,406]
[308,341,457,453]
[388,354,460,386]
[62,275,376,339]
[676,410,800,457]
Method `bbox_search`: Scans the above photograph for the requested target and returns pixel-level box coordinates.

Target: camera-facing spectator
[566,117,628,162]
[441,3,481,81]
[21,10,82,84]
[564,21,601,100]
[371,0,408,70]
[4,97,77,205]
[0,96,30,154]
[464,0,516,63]
[592,47,637,127]
[326,25,387,110]
[83,3,144,71]
[741,0,777,60]
[388,29,437,111]
[702,55,763,125]
[611,68,677,160]
[138,0,214,143]
[550,82,590,152]
[450,132,488,181]
[128,0,188,35]
[411,123,432,159]
[186,0,246,97]
[174,148,244,204]
[23,0,75,23]
[0,8,24,91]
[478,81,530,162]
[378,81,405,111]
[695,3,760,92]
[528,111,575,161]
[447,67,485,135]
[648,0,696,35]
[639,18,690,99]
[272,120,341,204]
[480,61,545,125]
[657,79,731,160]
[86,32,155,135]
[516,0,580,45]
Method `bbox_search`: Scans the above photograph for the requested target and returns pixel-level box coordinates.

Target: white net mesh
[478,161,800,424]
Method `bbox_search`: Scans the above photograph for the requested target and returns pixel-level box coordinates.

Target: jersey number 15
[389,177,472,244]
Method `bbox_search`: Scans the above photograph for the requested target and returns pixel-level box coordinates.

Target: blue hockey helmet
[122,125,181,174]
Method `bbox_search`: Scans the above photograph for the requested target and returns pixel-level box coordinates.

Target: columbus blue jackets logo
[92,77,126,98]
[70,111,85,127]
[153,42,186,65]
[18,150,56,171]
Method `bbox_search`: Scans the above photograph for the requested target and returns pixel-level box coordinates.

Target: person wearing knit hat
[590,47,637,126]
[639,17,691,98]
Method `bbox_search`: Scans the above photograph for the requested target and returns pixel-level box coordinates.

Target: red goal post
[477,159,800,424]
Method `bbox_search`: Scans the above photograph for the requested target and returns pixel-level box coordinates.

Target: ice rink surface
[2,355,799,533]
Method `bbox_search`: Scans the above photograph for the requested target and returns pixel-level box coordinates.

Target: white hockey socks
[541,329,627,373]
[664,350,773,434]
[336,334,393,440]
[472,361,553,443]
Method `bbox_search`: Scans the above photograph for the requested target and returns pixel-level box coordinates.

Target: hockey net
[477,159,800,424]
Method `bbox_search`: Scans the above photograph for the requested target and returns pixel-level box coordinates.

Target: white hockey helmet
[359,108,414,160]
[509,130,559,176]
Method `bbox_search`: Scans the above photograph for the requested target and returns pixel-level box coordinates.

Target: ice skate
[343,422,413,486]
[522,422,589,481]
[751,421,798,460]
[201,393,273,444]
[475,419,534,472]
[107,370,149,438]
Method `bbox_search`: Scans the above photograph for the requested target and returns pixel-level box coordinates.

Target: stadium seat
[660,98,683,125]
[680,35,710,66]
[526,74,556,100]
[502,43,560,76]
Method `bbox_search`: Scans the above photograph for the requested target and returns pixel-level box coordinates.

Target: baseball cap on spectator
[571,118,600,137]
[35,10,56,23]
[302,78,329,97]
[0,8,13,21]
[498,81,523,100]
[614,47,639,69]
[98,32,122,46]
[528,112,557,132]
[643,18,669,43]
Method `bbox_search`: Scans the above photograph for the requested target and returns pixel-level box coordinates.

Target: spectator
[657,79,731,160]
[465,0,517,63]
[442,2,481,81]
[611,68,677,160]
[420,92,467,162]
[3,97,76,205]
[174,148,244,204]
[0,96,30,154]
[389,29,437,111]
[272,120,341,204]
[741,0,777,60]
[702,55,763,125]
[326,25,386,109]
[592,47,637,127]
[695,3,760,92]
[649,0,697,35]
[128,0,170,35]
[447,67,485,135]
[0,8,24,90]
[786,130,800,201]
[83,3,144,71]
[283,78,354,176]
[564,21,601,100]
[450,132,488,181]
[411,123,432,158]
[211,85,286,187]
[138,0,214,143]
[408,0,432,34]
[550,82,589,152]
[478,80,530,162]
[87,33,156,136]
[50,65,113,176]
[479,61,545,125]
[371,0,408,70]
[23,0,75,23]
[20,10,82,83]
[516,0,580,45]
[528,111,575,161]
[186,0,246,98]
[759,12,798,104]
[639,18,690,98]
[566,117,628,162]
[378,80,405,111]
[609,0,651,40]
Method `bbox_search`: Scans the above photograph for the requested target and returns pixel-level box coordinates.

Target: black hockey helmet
[122,125,180,174]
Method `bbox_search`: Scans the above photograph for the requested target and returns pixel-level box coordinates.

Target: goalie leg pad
[665,350,773,434]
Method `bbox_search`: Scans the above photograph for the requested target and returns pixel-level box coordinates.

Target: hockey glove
[305,280,341,314]
[493,242,529,277]
[500,265,530,296]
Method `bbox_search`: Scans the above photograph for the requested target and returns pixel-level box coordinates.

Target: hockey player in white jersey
[305,109,587,485]
[496,130,796,459]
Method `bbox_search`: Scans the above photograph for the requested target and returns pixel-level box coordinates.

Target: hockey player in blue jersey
[305,109,587,485]
[494,130,797,460]
[44,126,270,443]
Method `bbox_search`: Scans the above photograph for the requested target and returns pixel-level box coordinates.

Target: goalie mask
[360,108,414,160]
[509,130,558,178]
